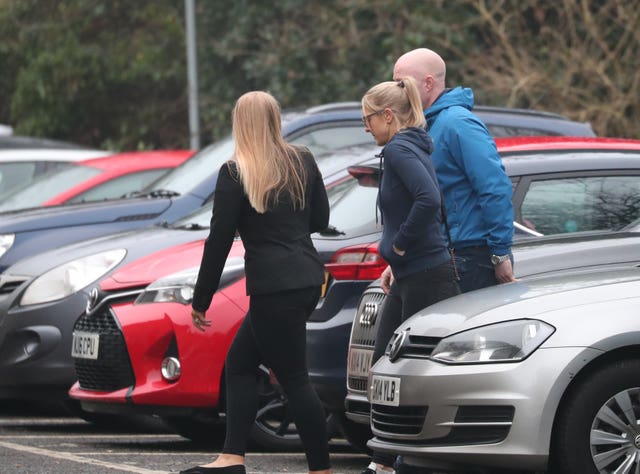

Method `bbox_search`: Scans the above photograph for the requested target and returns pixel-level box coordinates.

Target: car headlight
[20,249,127,306]
[430,319,555,364]
[135,257,244,306]
[0,233,15,259]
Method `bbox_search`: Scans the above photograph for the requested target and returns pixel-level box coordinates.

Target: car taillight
[325,243,387,281]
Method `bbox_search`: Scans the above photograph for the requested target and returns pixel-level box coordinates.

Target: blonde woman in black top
[179,91,332,474]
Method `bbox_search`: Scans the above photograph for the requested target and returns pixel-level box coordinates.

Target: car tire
[334,411,372,454]
[551,358,640,474]
[248,378,338,451]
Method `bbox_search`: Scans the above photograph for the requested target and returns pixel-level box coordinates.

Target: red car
[0,150,192,212]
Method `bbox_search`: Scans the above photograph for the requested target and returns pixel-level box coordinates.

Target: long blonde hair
[362,77,426,129]
[231,91,306,214]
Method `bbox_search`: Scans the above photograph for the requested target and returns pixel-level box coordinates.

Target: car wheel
[248,373,338,451]
[334,411,372,454]
[552,358,640,474]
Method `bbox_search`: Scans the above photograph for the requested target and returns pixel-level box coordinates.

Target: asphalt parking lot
[0,401,367,474]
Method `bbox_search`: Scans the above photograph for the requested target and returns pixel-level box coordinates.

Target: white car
[366,266,640,473]
[0,147,109,196]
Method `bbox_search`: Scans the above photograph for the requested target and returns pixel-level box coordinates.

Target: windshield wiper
[177,222,207,230]
[140,189,181,198]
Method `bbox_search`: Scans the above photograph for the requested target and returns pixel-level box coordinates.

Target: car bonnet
[395,267,640,338]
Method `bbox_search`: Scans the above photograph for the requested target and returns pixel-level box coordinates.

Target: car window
[325,176,379,234]
[520,175,640,234]
[289,124,372,157]
[0,162,37,195]
[488,125,563,137]
[0,164,100,211]
[68,169,171,203]
[147,123,373,197]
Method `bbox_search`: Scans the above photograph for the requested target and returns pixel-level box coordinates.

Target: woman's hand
[380,265,395,294]
[191,309,211,332]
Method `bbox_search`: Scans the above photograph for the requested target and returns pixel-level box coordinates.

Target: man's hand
[494,259,516,284]
[380,265,395,294]
[191,309,211,332]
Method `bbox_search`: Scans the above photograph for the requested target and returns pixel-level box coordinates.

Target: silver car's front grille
[371,404,428,435]
[374,404,514,445]
[347,288,386,393]
[350,288,386,346]
[396,335,441,360]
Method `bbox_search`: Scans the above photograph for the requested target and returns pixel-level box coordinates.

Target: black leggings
[371,261,460,468]
[222,286,330,471]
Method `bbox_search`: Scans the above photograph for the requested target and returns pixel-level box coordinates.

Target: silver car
[366,266,640,473]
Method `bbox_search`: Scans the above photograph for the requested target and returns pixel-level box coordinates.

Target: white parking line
[0,440,168,474]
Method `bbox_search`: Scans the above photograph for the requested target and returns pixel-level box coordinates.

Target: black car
[0,103,375,274]
[0,104,595,274]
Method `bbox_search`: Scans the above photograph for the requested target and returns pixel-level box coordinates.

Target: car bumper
[344,391,370,425]
[0,291,87,399]
[306,280,369,411]
[70,287,246,409]
[367,346,601,471]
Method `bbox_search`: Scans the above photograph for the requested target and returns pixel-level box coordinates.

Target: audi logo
[359,301,379,326]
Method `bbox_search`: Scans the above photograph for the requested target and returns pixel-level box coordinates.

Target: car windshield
[145,136,234,196]
[0,164,101,212]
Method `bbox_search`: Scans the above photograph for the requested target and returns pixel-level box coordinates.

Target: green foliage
[0,0,637,150]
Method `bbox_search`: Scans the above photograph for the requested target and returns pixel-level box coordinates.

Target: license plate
[320,270,330,297]
[348,348,373,378]
[71,331,100,360]
[370,375,401,406]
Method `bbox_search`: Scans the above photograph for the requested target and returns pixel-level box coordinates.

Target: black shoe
[179,465,246,474]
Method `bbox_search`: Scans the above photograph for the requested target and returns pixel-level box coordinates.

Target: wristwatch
[490,254,510,266]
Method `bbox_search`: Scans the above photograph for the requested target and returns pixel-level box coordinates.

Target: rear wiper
[318,224,345,236]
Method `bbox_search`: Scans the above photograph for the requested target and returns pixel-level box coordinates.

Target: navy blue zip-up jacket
[377,127,451,279]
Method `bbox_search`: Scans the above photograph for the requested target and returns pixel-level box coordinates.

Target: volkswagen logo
[359,301,379,326]
[86,287,100,314]
[635,434,640,449]
[388,329,408,362]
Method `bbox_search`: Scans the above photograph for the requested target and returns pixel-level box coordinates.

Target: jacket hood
[389,126,434,155]
[425,86,475,120]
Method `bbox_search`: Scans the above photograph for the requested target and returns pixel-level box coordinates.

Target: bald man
[394,48,515,292]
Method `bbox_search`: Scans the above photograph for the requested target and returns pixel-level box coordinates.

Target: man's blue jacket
[425,86,513,256]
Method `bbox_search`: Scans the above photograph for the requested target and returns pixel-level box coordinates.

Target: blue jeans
[453,245,499,293]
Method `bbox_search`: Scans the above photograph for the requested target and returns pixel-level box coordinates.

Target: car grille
[374,404,514,445]
[74,306,135,391]
[350,288,386,346]
[347,288,385,393]
[0,275,28,295]
[396,334,441,360]
[371,404,428,435]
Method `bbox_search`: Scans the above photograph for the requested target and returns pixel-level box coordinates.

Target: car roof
[284,102,596,137]
[0,135,89,149]
[0,148,111,161]
[75,150,193,172]
[495,136,640,152]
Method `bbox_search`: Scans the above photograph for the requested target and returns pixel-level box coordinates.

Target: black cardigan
[192,148,329,312]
